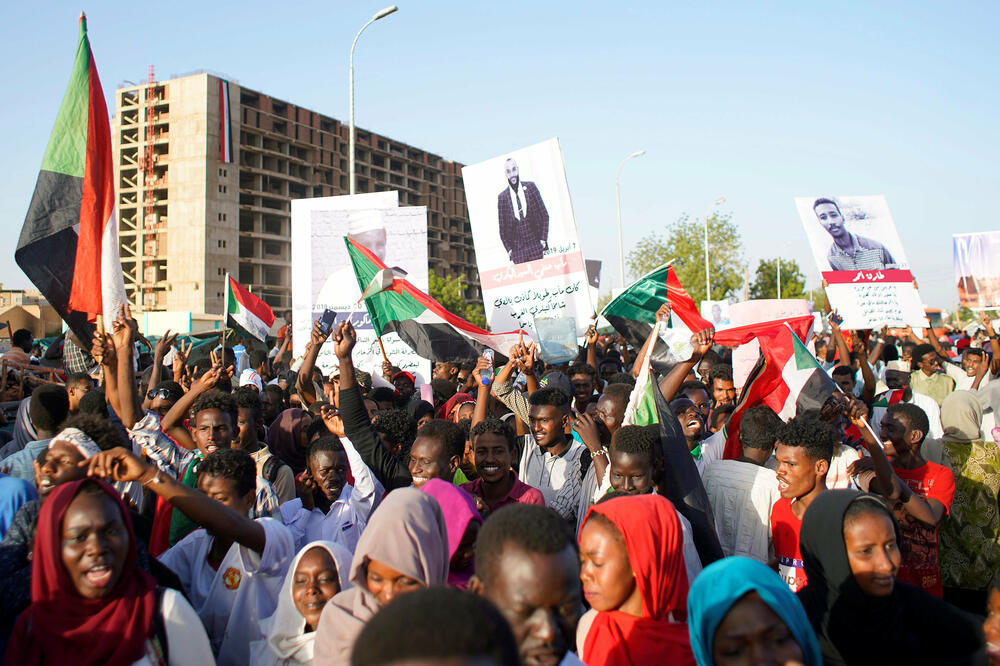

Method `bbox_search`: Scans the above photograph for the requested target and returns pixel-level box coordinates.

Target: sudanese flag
[16,14,126,344]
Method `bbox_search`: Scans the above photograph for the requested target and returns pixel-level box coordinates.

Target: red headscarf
[437,392,474,422]
[6,479,157,666]
[581,494,695,666]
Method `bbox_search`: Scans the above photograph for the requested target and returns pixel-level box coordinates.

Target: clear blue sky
[1,1,997,310]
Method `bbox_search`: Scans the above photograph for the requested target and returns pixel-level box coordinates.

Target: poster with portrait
[700,300,732,329]
[290,193,431,382]
[462,138,593,339]
[954,231,1000,310]
[794,195,927,330]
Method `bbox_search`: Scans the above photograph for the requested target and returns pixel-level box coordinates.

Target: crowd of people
[0,302,999,665]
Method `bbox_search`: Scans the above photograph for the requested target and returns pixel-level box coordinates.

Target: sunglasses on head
[147,388,174,400]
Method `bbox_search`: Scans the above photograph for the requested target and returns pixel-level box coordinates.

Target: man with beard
[497,158,550,264]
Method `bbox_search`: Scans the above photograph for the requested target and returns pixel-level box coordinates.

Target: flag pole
[377,336,390,365]
[222,274,229,369]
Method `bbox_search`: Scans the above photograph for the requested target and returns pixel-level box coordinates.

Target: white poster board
[954,231,1000,310]
[462,138,593,337]
[729,299,813,391]
[794,195,927,330]
[291,193,431,382]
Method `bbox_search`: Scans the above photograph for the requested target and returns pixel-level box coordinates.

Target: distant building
[112,71,478,317]
[0,286,48,310]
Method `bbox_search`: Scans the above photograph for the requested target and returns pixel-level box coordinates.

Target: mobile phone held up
[318,309,337,336]
[481,349,495,387]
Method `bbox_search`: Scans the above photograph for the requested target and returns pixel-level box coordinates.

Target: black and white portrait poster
[794,195,926,329]
[462,138,593,337]
[290,192,430,381]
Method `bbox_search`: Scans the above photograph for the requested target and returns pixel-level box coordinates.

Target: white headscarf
[49,427,101,459]
[252,541,354,665]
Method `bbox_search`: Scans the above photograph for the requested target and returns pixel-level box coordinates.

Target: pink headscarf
[419,479,483,588]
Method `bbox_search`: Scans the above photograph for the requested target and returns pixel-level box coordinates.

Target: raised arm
[658,328,714,403]
[631,303,671,378]
[982,313,1000,375]
[92,330,120,419]
[160,364,232,450]
[335,321,411,491]
[584,326,598,369]
[86,447,265,553]
[470,355,493,431]
[867,327,886,367]
[112,305,143,429]
[296,320,332,407]
[830,315,851,368]
[852,334,877,405]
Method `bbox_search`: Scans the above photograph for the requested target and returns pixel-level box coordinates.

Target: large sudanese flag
[15,14,126,345]
[344,236,529,361]
[225,274,275,342]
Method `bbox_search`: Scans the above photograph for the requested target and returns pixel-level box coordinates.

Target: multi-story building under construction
[112,70,477,319]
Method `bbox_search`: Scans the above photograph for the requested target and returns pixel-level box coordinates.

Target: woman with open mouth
[5,478,213,665]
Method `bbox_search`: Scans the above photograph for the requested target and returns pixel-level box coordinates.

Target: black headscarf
[797,490,984,665]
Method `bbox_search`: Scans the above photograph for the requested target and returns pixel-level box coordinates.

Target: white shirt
[133,588,216,666]
[159,518,294,666]
[702,459,780,563]
[508,183,527,219]
[519,435,585,523]
[278,435,381,553]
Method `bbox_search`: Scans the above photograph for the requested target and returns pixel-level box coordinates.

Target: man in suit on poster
[497,158,549,264]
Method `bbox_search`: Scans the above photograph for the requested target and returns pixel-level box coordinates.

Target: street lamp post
[704,197,726,301]
[776,240,792,299]
[349,5,398,196]
[615,150,645,288]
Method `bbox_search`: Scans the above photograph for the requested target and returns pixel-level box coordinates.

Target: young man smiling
[770,414,836,592]
[462,418,544,513]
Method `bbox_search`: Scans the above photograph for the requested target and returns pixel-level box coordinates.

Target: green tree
[626,212,745,304]
[428,270,486,328]
[749,258,806,300]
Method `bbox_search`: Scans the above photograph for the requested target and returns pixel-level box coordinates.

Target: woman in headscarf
[419,479,482,589]
[250,540,353,666]
[687,557,821,666]
[938,390,1000,612]
[4,478,212,666]
[437,392,474,422]
[797,489,983,665]
[267,408,313,475]
[312,487,448,665]
[577,493,695,666]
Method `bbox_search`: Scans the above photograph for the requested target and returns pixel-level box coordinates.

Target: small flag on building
[345,236,529,361]
[15,14,126,343]
[225,274,275,342]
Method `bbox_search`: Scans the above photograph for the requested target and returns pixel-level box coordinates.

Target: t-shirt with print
[892,461,955,598]
[770,497,807,592]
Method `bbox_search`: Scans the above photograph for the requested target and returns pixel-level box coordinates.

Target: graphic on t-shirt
[222,567,242,590]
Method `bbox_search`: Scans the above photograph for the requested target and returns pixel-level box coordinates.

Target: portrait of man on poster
[497,158,549,264]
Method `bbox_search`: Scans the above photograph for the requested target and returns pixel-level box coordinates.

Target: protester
[0,385,70,482]
[577,493,695,665]
[267,408,312,476]
[471,503,584,666]
[938,390,1000,613]
[910,342,956,407]
[687,557,822,666]
[280,433,381,553]
[235,387,295,503]
[350,586,520,666]
[702,405,782,562]
[797,490,983,664]
[708,364,736,408]
[312,487,448,665]
[4,478,214,665]
[88,445,294,665]
[771,414,836,592]
[418,478,482,588]
[249,540,353,666]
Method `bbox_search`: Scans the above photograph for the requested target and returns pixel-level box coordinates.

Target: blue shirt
[1,439,50,484]
[0,472,38,537]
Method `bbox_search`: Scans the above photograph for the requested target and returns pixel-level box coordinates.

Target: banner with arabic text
[462,138,593,340]
[794,195,927,329]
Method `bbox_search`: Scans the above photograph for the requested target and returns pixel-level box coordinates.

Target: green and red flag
[225,274,275,342]
[16,14,125,343]
[345,237,528,360]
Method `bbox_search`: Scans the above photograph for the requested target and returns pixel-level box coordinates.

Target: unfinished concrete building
[113,71,477,318]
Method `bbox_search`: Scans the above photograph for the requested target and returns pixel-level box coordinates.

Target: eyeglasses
[147,388,174,400]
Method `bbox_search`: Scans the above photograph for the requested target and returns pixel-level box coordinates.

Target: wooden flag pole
[377,336,390,365]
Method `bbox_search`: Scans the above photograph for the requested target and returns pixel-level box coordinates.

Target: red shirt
[892,461,955,597]
[771,497,808,592]
[462,473,545,513]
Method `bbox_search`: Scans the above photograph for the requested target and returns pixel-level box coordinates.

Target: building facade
[113,72,478,317]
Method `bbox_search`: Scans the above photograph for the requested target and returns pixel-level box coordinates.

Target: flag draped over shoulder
[344,237,529,361]
[622,320,724,566]
[225,274,274,342]
[15,15,125,344]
